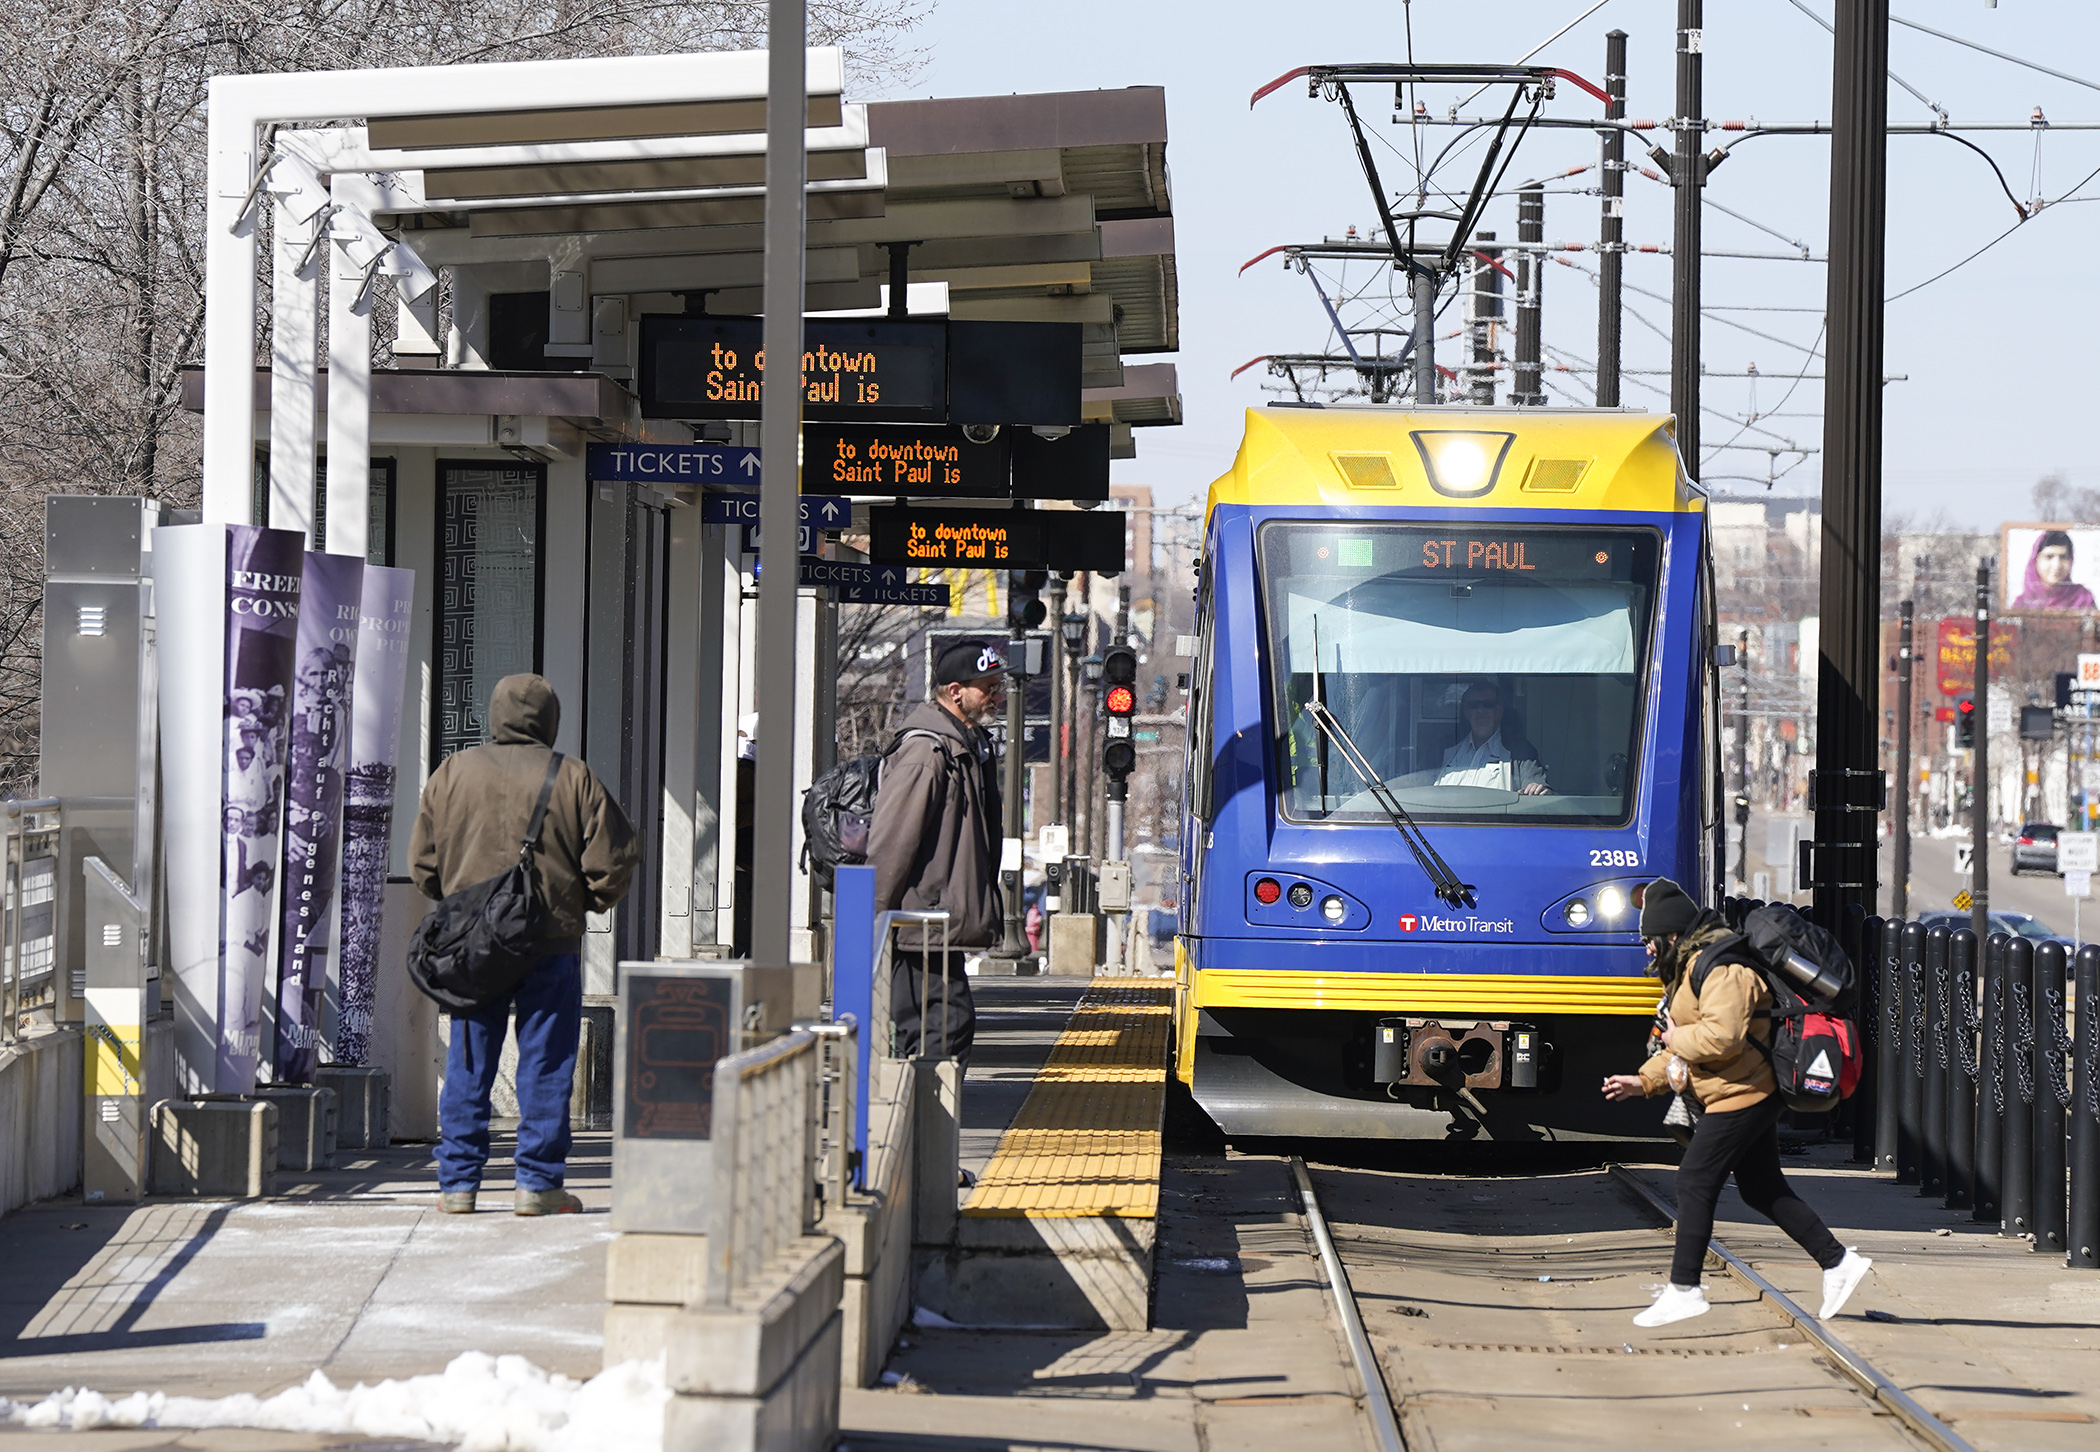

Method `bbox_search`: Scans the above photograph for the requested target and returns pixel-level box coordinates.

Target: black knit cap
[934,638,1006,685]
[1638,877,1700,939]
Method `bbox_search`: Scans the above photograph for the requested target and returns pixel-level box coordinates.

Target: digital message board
[868,506,1126,574]
[642,317,946,422]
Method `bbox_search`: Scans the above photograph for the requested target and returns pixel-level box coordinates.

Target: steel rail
[1606,1163,1979,1452]
[1292,1157,1406,1452]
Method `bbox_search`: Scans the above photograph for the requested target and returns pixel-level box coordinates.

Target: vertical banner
[156,522,307,1094]
[271,552,364,1083]
[219,527,304,1090]
[333,565,415,1066]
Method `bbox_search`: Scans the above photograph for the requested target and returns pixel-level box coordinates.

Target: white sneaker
[1633,1283,1710,1327]
[1819,1248,1872,1319]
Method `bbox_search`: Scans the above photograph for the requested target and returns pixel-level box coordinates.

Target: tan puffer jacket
[1637,913,1777,1114]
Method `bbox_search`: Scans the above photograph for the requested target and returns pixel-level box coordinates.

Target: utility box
[149,1097,278,1198]
[315,1066,391,1149]
[1098,862,1132,913]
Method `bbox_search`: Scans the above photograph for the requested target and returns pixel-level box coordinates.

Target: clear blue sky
[882,0,2100,527]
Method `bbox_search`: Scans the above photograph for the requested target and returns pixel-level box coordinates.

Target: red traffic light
[1105,684,1136,715]
[1957,697,1975,714]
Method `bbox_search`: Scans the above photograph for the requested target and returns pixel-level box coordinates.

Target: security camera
[1031,425,1072,441]
[961,423,1001,445]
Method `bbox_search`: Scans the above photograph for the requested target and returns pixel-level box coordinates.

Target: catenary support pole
[1468,234,1500,406]
[1812,0,1889,937]
[2070,943,2099,1268]
[1047,575,1067,827]
[1670,0,1704,472]
[1513,184,1544,406]
[1973,563,1992,942]
[1894,601,1914,918]
[1412,267,1437,405]
[1945,927,1977,1210]
[1597,29,1627,407]
[1734,629,1751,893]
[995,615,1028,962]
[751,0,808,971]
[2033,940,2070,1256]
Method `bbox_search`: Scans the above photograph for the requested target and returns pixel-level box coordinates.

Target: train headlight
[1287,883,1315,910]
[1598,887,1626,919]
[1320,895,1347,924]
[1410,430,1516,499]
[1564,898,1592,927]
[1254,877,1283,905]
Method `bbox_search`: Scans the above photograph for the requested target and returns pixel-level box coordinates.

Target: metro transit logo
[1398,914,1420,933]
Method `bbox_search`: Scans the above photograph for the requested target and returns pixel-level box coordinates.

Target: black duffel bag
[406,752,563,1013]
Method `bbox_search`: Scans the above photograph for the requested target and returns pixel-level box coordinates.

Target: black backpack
[406,752,562,1013]
[800,729,948,890]
[1692,907,1862,1115]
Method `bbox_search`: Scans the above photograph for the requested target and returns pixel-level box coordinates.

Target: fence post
[2070,943,2099,1269]
[1920,925,1949,1195]
[1975,933,2008,1223]
[1944,928,1978,1211]
[2003,935,2036,1239]
[1876,921,1906,1173]
[2033,940,2071,1257]
[706,1054,741,1308]
[1897,922,1927,1183]
[1855,914,1883,1162]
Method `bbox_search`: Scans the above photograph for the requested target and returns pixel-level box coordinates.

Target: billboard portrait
[2003,523,2100,613]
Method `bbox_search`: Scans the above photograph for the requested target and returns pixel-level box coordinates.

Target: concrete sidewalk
[0,1134,613,1406]
[1626,1144,2100,1450]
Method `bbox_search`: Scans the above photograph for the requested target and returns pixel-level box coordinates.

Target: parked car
[2012,822,2060,875]
[1915,909,2065,942]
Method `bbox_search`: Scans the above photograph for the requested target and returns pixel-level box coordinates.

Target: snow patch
[0,1351,666,1452]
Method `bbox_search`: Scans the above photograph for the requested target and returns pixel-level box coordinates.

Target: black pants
[1671,1096,1845,1285]
[891,949,977,1070]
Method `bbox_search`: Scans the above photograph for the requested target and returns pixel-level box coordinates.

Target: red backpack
[1693,909,1863,1115]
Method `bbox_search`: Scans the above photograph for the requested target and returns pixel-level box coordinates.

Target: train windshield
[1261,522,1661,826]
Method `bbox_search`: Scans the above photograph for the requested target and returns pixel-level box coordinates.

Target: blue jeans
[437,953,580,1193]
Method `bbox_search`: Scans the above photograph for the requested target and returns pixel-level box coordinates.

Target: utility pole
[1809,0,1889,937]
[1669,0,1704,472]
[1412,268,1437,406]
[1513,184,1544,406]
[751,0,808,970]
[1893,600,1913,919]
[1972,562,1991,942]
[1734,627,1751,893]
[1468,233,1501,405]
[1597,29,1628,407]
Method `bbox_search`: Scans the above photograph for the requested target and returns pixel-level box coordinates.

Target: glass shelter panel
[436,464,544,763]
[1260,522,1660,826]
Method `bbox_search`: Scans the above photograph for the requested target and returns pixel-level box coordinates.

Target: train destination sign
[868,505,1126,574]
[642,317,945,422]
[805,426,1008,496]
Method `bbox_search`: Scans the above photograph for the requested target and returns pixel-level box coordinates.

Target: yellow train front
[1174,406,1720,1141]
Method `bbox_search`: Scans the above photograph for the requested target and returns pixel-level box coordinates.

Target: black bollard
[1896,922,1926,1182]
[1854,913,1882,1163]
[2033,940,2070,1256]
[1876,921,1906,1174]
[1975,933,2008,1223]
[2071,944,2099,1270]
[1921,925,1950,1195]
[2003,936,2036,1239]
[1945,928,1978,1210]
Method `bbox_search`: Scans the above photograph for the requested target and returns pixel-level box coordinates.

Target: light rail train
[1174,406,1720,1139]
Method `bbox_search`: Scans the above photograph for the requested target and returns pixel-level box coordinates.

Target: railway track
[1289,1154,1982,1452]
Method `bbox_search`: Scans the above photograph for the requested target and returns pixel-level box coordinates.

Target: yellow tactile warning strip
[962,981,1171,1219]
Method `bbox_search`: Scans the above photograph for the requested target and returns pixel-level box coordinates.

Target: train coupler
[1372,1018,1544,1090]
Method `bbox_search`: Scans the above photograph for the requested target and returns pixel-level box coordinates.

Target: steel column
[1972,564,1992,941]
[1596,29,1627,408]
[752,0,809,970]
[1513,185,1544,406]
[1893,601,1913,919]
[1810,0,1890,936]
[1669,0,1704,472]
[1412,268,1437,405]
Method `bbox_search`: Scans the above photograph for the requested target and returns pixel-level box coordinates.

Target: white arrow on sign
[816,498,848,525]
[880,568,898,585]
[738,454,761,477]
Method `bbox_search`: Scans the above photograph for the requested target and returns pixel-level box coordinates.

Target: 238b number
[1590,849,1640,867]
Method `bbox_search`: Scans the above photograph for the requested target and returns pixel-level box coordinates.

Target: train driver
[1434,681,1549,795]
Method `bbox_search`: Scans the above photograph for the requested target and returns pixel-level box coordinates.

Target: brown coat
[1637,916,1777,1114]
[866,700,1003,948]
[409,674,638,952]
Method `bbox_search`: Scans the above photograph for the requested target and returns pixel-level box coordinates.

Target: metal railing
[705,1028,821,1307]
[872,910,950,1062]
[798,1016,858,1214]
[2,799,62,1046]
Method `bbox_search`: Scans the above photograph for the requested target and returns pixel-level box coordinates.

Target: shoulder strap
[519,751,563,861]
[889,727,961,762]
[1687,932,1753,996]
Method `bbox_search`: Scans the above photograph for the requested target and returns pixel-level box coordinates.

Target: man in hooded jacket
[411,674,637,1215]
[1603,878,1871,1327]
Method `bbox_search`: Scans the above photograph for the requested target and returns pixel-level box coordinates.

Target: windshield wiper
[1302,618,1477,909]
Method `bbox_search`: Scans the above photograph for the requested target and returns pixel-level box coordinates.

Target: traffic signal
[1006,569,1048,631]
[1955,692,1976,748]
[1102,644,1137,776]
